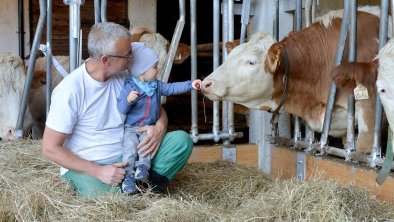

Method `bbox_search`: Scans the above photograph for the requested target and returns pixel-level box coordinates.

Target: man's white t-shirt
[46,63,127,175]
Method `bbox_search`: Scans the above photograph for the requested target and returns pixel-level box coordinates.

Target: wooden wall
[31,0,128,58]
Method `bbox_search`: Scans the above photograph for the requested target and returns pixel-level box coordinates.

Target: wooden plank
[304,152,394,205]
[271,146,296,179]
[236,144,258,167]
[189,144,258,166]
[353,169,394,204]
[189,146,222,163]
[305,156,354,186]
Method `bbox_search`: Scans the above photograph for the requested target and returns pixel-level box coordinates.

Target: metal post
[18,0,25,59]
[213,0,220,142]
[249,0,273,174]
[392,0,394,32]
[305,0,312,27]
[240,0,250,44]
[46,0,53,116]
[304,0,316,152]
[94,0,101,24]
[101,0,107,22]
[274,1,292,138]
[295,0,302,31]
[305,125,315,152]
[320,0,350,151]
[294,117,302,145]
[190,0,199,142]
[221,0,229,143]
[312,0,319,21]
[273,0,279,41]
[271,0,280,137]
[15,0,47,138]
[161,0,185,84]
[65,0,84,72]
[293,0,302,144]
[371,0,389,167]
[345,0,357,160]
[227,0,235,141]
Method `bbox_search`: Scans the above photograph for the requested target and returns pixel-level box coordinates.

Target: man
[41,22,193,197]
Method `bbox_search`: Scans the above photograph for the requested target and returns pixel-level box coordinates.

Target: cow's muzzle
[202,79,212,89]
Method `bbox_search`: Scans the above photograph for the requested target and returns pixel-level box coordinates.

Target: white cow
[129,26,191,81]
[0,52,33,140]
[376,39,394,135]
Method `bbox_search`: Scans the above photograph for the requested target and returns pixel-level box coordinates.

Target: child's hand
[127,91,139,103]
[192,79,202,90]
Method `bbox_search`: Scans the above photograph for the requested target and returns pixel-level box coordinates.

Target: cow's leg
[355,98,375,154]
[341,135,348,148]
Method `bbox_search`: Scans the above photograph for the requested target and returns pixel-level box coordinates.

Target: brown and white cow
[333,38,394,146]
[201,7,383,153]
[29,56,70,138]
[0,52,34,140]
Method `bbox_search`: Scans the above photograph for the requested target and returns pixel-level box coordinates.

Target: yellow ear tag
[354,84,369,100]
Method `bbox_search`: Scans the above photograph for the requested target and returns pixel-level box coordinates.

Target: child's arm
[117,83,138,114]
[158,79,201,96]
[127,91,139,103]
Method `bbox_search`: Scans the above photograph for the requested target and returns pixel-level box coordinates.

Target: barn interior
[1,1,394,219]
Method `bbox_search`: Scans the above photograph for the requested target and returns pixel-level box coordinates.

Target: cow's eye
[380,89,386,93]
[247,60,256,66]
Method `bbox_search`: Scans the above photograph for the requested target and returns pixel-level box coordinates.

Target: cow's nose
[6,127,15,140]
[203,80,212,88]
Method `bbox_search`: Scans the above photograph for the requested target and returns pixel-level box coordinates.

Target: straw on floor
[1,139,393,221]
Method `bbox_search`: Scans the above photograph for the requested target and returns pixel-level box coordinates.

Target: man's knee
[63,171,121,197]
[168,130,193,157]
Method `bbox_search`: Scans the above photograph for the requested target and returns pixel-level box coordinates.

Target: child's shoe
[122,174,137,194]
[135,165,149,183]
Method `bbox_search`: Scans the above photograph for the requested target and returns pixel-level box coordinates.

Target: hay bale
[1,139,393,221]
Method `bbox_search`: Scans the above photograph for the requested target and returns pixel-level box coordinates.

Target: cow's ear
[264,43,282,73]
[174,43,191,64]
[225,40,240,54]
[129,27,152,42]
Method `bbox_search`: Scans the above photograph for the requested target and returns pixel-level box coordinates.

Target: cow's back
[273,11,379,120]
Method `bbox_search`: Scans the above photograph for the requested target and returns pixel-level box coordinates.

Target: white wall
[0,0,30,56]
[128,0,157,32]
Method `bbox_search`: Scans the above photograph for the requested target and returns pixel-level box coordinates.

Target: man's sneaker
[135,165,149,183]
[122,174,137,194]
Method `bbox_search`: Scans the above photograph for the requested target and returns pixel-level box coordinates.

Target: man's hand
[136,124,166,158]
[127,91,139,103]
[95,162,127,185]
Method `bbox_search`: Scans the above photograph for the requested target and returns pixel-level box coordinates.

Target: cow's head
[0,53,33,140]
[129,26,191,81]
[201,33,277,110]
